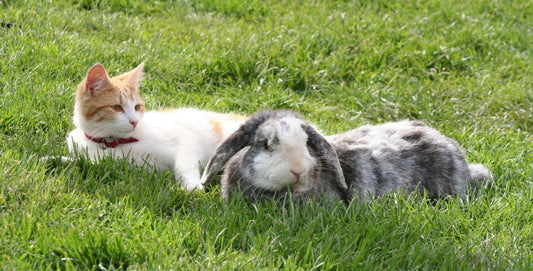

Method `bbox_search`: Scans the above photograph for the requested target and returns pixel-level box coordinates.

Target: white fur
[248,117,316,192]
[68,108,244,191]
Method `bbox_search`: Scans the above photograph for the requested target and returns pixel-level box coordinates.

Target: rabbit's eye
[263,140,271,152]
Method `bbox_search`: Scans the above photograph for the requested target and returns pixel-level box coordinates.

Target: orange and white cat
[67,63,247,191]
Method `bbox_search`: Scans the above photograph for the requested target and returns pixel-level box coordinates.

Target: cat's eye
[110,104,124,112]
[134,104,143,111]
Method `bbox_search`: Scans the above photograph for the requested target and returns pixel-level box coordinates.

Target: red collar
[84,133,139,148]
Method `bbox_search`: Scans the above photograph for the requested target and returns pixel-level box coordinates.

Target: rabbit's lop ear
[201,110,279,185]
[302,124,351,202]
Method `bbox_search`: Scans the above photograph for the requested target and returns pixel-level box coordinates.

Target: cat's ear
[86,64,111,96]
[127,62,144,86]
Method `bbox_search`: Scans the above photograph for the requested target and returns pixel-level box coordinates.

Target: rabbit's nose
[290,169,303,181]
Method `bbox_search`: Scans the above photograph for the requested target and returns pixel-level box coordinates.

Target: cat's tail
[467,163,492,189]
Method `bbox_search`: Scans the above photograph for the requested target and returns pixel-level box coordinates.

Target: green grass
[1,0,532,269]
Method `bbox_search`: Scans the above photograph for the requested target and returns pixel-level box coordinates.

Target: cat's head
[73,63,145,138]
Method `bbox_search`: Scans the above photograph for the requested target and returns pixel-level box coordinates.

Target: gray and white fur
[327,120,491,199]
[201,109,491,203]
[200,110,351,204]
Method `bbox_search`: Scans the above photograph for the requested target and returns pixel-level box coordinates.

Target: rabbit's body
[327,120,490,199]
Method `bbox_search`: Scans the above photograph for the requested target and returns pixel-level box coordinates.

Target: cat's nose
[130,120,138,128]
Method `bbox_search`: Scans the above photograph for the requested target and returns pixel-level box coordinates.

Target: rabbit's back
[328,120,472,198]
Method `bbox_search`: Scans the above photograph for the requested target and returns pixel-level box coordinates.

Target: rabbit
[201,109,491,204]
[200,110,352,204]
[326,120,491,199]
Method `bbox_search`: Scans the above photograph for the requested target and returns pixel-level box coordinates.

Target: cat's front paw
[185,183,204,192]
[178,180,204,192]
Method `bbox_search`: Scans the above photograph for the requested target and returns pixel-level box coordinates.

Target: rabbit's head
[201,110,350,202]
[241,115,318,192]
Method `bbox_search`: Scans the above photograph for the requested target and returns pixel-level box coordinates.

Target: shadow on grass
[41,155,212,218]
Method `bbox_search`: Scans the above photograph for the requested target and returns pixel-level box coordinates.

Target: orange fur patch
[209,119,224,139]
[208,113,248,139]
[225,113,249,122]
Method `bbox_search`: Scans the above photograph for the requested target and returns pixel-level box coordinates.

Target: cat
[67,63,247,191]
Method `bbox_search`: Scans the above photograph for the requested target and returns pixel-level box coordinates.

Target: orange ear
[86,64,111,95]
[127,62,144,86]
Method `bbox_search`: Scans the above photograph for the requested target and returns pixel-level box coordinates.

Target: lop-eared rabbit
[200,110,490,203]
[200,110,351,203]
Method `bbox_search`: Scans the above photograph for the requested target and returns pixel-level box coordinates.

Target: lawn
[1,0,532,269]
